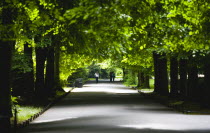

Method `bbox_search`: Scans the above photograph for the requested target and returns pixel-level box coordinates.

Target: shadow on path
[17,79,210,133]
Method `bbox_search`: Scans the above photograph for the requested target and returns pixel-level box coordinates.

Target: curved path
[18,79,210,133]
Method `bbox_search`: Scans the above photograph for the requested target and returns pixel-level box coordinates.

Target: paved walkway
[17,79,210,133]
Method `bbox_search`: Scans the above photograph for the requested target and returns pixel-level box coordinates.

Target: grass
[12,106,42,123]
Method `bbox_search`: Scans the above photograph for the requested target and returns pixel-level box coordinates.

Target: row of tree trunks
[34,35,64,101]
[0,35,62,131]
[171,56,199,101]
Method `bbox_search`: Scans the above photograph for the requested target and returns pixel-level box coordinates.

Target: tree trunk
[144,75,150,88]
[203,54,210,106]
[122,68,126,82]
[0,1,16,131]
[137,71,141,87]
[140,72,145,87]
[23,43,35,99]
[54,37,64,92]
[153,52,159,93]
[45,45,55,96]
[187,55,198,101]
[158,53,169,95]
[179,59,188,99]
[35,46,47,98]
[153,52,169,95]
[170,56,179,97]
[0,42,12,133]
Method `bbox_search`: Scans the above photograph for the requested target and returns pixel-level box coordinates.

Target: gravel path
[17,79,210,133]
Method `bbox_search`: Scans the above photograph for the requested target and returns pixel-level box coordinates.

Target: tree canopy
[2,0,210,131]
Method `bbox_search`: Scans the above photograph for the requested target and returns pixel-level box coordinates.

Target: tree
[153,52,169,95]
[179,58,188,99]
[0,0,16,131]
[169,54,179,97]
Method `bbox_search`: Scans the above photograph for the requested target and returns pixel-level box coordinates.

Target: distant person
[110,72,113,82]
[94,72,99,83]
[112,72,115,81]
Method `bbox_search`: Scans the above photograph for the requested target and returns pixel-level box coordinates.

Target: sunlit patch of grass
[13,106,42,123]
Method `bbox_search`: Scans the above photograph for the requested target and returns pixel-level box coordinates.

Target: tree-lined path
[17,80,210,133]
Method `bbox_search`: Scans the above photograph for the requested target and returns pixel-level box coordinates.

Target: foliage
[11,52,33,74]
[60,53,92,81]
[67,68,89,82]
[2,0,210,115]
[124,69,138,86]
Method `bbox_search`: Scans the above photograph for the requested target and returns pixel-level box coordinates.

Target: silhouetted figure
[112,72,115,81]
[94,72,99,83]
[110,72,113,82]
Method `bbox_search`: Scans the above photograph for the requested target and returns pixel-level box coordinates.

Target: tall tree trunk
[203,54,210,107]
[45,45,55,96]
[144,75,150,88]
[0,1,16,131]
[153,52,169,95]
[179,59,188,99]
[0,42,12,133]
[54,37,63,92]
[187,55,198,101]
[122,68,126,82]
[153,52,159,93]
[23,43,35,100]
[170,55,179,97]
[140,72,145,87]
[137,71,141,87]
[35,46,47,98]
[158,53,169,95]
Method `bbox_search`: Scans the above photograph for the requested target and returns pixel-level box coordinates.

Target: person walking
[110,72,113,82]
[94,72,99,83]
[112,72,115,82]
